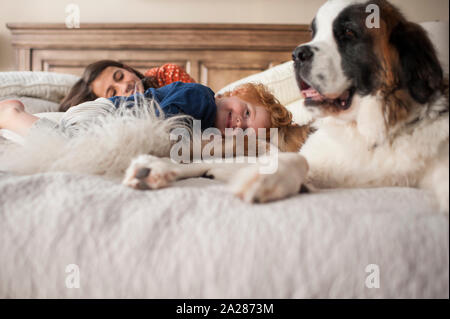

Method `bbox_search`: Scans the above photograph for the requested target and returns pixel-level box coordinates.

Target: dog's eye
[344,28,355,38]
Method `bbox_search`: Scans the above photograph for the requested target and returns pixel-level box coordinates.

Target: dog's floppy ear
[390,21,443,104]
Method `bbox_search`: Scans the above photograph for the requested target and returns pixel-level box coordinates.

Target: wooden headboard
[7,23,310,92]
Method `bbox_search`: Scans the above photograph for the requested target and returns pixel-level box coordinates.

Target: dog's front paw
[228,153,309,203]
[122,155,179,190]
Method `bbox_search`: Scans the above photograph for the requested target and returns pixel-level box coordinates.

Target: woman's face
[215,95,271,136]
[91,66,145,98]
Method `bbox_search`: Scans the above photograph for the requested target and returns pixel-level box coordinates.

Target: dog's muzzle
[292,45,314,65]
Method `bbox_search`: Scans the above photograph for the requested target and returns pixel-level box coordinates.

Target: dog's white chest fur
[300,113,449,191]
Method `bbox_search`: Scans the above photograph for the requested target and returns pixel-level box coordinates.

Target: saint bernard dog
[123,0,449,213]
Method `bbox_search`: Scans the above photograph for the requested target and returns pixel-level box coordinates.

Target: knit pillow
[216,61,302,106]
[0,71,79,103]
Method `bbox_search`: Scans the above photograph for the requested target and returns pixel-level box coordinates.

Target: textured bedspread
[0,169,448,298]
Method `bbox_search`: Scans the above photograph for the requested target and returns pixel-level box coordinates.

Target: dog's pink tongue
[302,88,323,101]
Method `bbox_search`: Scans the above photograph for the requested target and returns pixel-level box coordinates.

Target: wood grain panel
[8,23,310,91]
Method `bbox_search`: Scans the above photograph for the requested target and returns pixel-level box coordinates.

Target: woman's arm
[144,63,196,87]
[0,99,39,136]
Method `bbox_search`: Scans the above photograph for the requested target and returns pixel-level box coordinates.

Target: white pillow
[420,21,449,75]
[0,96,60,114]
[217,61,302,106]
[0,71,79,103]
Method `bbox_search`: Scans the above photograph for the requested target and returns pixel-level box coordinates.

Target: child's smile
[215,95,271,136]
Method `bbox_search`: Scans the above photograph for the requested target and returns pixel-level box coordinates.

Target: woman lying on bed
[59,60,197,112]
[0,60,302,152]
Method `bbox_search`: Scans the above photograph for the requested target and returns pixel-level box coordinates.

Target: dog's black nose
[292,45,314,63]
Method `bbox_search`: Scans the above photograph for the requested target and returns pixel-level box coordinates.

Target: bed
[0,22,448,299]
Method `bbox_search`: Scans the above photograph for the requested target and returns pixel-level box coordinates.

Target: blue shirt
[108,82,217,130]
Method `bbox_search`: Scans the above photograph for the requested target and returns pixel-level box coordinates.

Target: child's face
[91,66,145,98]
[215,95,271,136]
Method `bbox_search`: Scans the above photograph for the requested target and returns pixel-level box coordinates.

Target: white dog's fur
[298,105,449,211]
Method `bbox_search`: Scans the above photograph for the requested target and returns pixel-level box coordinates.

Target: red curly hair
[216,82,310,152]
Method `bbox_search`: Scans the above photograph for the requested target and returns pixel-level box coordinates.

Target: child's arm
[0,99,39,136]
[152,82,217,130]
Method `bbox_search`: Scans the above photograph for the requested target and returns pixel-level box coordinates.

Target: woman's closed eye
[113,70,124,82]
[107,87,117,98]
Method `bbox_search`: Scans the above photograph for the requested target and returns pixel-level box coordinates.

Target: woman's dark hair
[59,60,155,112]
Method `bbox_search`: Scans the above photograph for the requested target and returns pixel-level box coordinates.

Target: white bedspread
[0,170,447,298]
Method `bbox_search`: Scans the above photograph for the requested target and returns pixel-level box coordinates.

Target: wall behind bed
[0,0,449,71]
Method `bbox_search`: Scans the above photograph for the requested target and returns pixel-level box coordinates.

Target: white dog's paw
[122,154,179,190]
[228,153,309,203]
